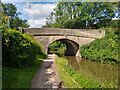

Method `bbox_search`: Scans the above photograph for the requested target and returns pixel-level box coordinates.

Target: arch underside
[34,35,95,56]
[51,39,79,56]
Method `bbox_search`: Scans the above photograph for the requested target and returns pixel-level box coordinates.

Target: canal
[66,56,118,87]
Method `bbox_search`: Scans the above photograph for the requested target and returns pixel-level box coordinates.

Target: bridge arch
[47,39,79,56]
[23,28,105,56]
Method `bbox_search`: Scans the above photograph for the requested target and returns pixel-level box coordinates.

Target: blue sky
[2,1,57,27]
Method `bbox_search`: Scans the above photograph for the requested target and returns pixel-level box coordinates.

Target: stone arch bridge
[22,28,105,56]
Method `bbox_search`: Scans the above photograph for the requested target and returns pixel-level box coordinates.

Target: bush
[2,29,44,67]
[80,29,120,64]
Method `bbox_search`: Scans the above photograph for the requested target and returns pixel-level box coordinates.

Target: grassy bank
[55,56,80,88]
[55,56,118,88]
[2,54,47,88]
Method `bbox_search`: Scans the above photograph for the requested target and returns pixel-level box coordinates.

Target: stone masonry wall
[21,28,105,56]
[22,28,105,39]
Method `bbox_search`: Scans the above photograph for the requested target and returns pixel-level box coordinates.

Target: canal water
[66,56,118,87]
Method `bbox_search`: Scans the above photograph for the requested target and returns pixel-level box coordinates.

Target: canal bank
[55,56,118,88]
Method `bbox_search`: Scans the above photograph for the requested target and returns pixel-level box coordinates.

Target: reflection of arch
[47,39,79,56]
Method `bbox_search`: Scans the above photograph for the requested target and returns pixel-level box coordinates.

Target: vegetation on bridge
[80,29,120,64]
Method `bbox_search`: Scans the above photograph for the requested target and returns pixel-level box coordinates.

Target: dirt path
[30,54,63,88]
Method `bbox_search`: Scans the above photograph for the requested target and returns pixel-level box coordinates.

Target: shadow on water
[65,56,118,86]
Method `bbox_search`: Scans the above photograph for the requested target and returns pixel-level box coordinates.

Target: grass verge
[55,56,81,88]
[2,54,47,88]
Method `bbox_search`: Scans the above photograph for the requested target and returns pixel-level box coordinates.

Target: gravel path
[30,54,63,89]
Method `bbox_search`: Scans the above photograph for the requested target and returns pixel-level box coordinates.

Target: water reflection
[66,56,118,86]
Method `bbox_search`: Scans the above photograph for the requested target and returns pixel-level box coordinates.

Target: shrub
[2,29,44,67]
[80,29,119,64]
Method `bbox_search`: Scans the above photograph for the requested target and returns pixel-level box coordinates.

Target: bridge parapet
[22,28,105,39]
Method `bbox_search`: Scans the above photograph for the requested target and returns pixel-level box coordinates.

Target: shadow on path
[30,54,63,88]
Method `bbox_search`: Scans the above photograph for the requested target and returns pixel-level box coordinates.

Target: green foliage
[49,41,66,50]
[48,41,66,56]
[2,3,30,29]
[44,2,118,29]
[2,29,45,67]
[105,20,120,29]
[80,29,120,64]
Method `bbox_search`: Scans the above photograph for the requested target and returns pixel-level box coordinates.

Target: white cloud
[23,3,56,27]
[28,18,46,27]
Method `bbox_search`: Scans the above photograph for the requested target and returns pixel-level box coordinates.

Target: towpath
[30,54,63,88]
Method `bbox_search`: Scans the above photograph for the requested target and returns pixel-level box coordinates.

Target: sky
[2,1,57,28]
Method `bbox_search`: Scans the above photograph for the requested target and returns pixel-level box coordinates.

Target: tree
[44,2,118,29]
[2,3,30,29]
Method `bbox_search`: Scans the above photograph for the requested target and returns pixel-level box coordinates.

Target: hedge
[2,29,44,67]
[80,29,120,64]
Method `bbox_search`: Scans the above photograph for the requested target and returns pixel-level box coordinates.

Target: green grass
[55,56,81,88]
[2,54,47,88]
